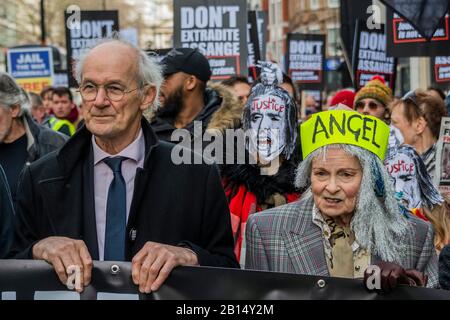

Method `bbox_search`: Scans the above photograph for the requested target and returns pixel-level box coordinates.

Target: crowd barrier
[0,260,449,300]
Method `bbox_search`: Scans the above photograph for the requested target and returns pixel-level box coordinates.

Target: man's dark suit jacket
[10,118,239,269]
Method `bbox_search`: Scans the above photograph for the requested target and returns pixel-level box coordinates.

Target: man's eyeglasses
[78,83,141,102]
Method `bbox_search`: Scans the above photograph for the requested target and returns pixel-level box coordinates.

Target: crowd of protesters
[1,37,450,295]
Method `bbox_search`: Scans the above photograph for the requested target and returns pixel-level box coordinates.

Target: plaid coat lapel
[281,196,329,276]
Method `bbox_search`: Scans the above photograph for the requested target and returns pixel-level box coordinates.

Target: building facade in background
[0,0,439,93]
[263,0,344,91]
[262,0,289,65]
[0,0,41,71]
[127,0,173,49]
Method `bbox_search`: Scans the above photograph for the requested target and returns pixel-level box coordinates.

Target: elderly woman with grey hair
[245,110,439,291]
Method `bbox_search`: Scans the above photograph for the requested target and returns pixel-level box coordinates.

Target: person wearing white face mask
[248,93,287,165]
[389,90,447,181]
[221,61,301,265]
[385,143,443,221]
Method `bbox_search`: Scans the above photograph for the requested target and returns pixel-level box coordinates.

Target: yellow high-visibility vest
[48,117,76,136]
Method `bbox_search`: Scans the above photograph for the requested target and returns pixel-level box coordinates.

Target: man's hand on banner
[32,236,93,292]
[131,241,199,294]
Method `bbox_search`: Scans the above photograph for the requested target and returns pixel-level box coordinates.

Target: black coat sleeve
[8,165,40,259]
[0,165,14,259]
[440,244,450,290]
[180,164,239,269]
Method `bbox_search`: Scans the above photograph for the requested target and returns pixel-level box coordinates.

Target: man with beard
[150,48,238,142]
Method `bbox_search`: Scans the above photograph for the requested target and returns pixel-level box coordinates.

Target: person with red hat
[329,89,355,109]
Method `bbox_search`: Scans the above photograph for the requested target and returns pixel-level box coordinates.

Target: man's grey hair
[0,72,31,115]
[74,36,163,110]
[295,144,409,263]
[28,92,43,109]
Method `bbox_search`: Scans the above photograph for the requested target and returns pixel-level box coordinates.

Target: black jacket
[440,244,450,290]
[10,119,239,269]
[23,112,68,163]
[150,88,222,142]
[0,165,14,259]
[1,112,67,204]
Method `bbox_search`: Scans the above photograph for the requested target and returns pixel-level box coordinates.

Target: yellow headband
[301,110,389,160]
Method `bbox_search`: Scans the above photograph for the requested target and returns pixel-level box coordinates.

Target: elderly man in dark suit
[245,110,438,290]
[10,39,238,293]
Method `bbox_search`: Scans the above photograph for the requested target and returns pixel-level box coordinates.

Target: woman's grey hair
[0,72,30,115]
[74,35,163,110]
[295,144,409,263]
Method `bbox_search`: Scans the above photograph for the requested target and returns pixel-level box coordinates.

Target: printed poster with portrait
[385,145,424,210]
[434,117,450,198]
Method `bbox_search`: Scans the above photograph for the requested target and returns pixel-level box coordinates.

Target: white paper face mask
[248,94,287,163]
[386,125,405,161]
[386,152,422,209]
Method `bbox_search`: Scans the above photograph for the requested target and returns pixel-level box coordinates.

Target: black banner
[286,34,326,90]
[380,0,449,40]
[256,11,268,62]
[64,10,119,87]
[432,56,450,88]
[1,260,449,300]
[386,8,450,57]
[247,11,261,82]
[339,0,372,71]
[352,21,397,91]
[173,0,248,80]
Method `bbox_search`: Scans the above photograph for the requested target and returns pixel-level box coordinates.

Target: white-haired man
[10,39,238,294]
[0,73,67,202]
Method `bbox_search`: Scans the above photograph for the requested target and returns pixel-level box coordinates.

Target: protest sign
[431,56,450,88]
[381,0,449,40]
[286,33,326,90]
[7,47,53,93]
[64,10,119,87]
[300,110,390,160]
[434,117,450,197]
[353,21,397,91]
[173,0,248,80]
[386,8,450,57]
